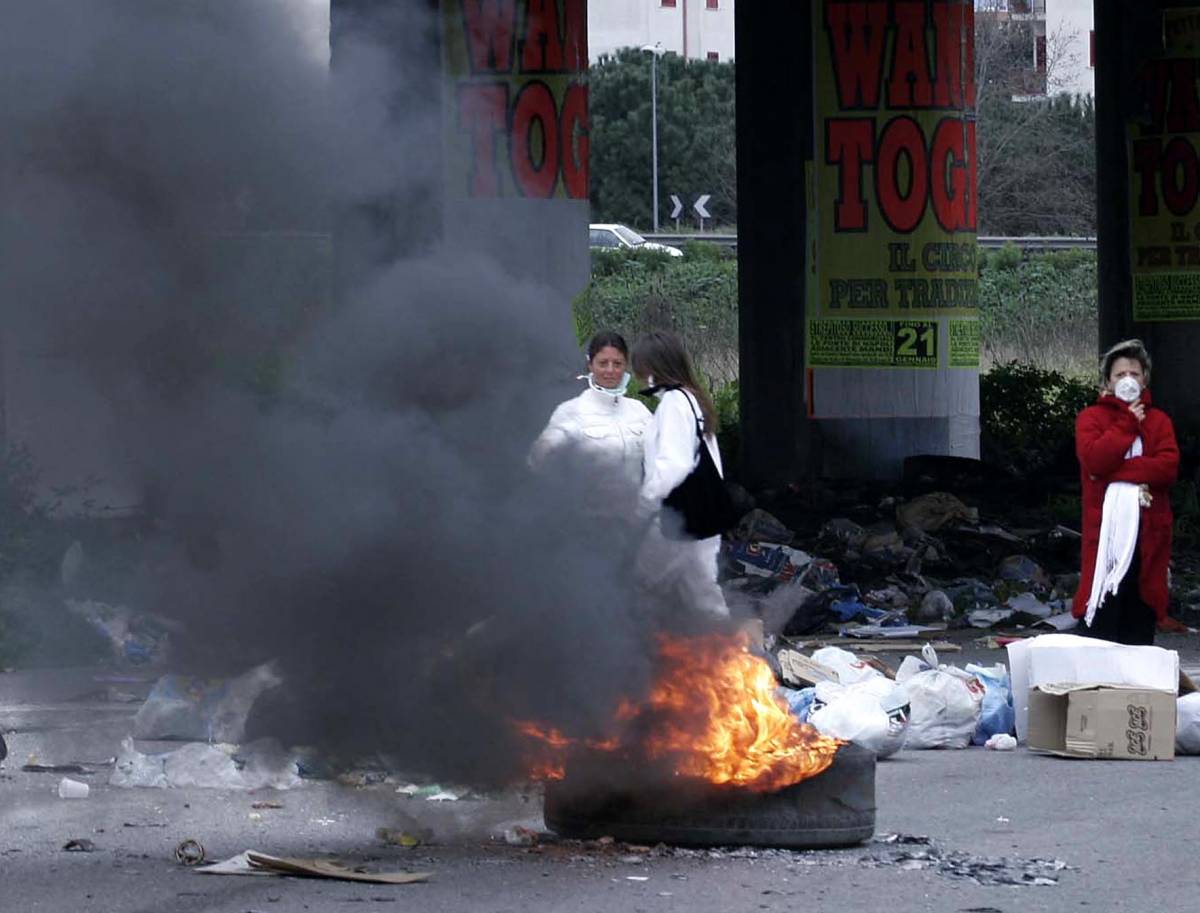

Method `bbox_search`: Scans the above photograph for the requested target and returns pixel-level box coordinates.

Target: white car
[589,223,683,257]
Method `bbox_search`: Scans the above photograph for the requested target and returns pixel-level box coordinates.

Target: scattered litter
[23,764,93,775]
[57,777,90,799]
[175,839,206,866]
[733,509,795,545]
[110,736,301,791]
[810,646,884,684]
[63,838,96,853]
[896,492,976,532]
[985,733,1018,751]
[1005,591,1053,620]
[503,826,539,847]
[251,800,284,810]
[965,663,1016,746]
[1176,693,1200,755]
[864,834,1070,887]
[997,554,1051,591]
[377,828,426,848]
[196,851,431,885]
[626,876,649,882]
[775,650,837,688]
[1035,612,1079,632]
[133,663,282,743]
[841,624,942,639]
[66,599,172,666]
[914,590,954,623]
[394,783,464,801]
[966,607,1015,629]
[727,541,810,581]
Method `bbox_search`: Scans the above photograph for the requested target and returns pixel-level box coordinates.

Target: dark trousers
[1081,549,1156,646]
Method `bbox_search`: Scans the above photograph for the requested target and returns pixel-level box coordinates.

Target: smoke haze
[0,0,655,783]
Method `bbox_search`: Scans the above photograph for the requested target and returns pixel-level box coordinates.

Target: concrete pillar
[1096,0,1200,424]
[737,0,980,484]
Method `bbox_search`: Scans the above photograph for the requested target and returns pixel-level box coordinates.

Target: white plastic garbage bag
[899,648,984,750]
[810,646,883,684]
[1177,693,1200,755]
[808,678,910,758]
[133,662,283,743]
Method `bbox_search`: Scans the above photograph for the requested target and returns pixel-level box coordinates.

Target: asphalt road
[2,650,1198,913]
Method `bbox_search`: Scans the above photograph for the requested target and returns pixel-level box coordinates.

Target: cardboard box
[1007,634,1179,741]
[1027,685,1177,760]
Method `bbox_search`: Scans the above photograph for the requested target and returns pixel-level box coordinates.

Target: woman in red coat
[1072,339,1181,644]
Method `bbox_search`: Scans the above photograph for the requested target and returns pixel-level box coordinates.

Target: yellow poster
[1129,9,1200,321]
[807,0,979,368]
[442,0,588,200]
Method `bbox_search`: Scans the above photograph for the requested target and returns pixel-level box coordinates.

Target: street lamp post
[641,43,665,232]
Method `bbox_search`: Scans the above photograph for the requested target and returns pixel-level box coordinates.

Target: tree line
[588,20,1096,237]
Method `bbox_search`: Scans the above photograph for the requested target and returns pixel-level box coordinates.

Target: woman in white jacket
[530,331,651,517]
[631,331,728,618]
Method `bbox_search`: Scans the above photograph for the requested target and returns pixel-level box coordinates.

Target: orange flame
[639,633,841,791]
[513,633,841,792]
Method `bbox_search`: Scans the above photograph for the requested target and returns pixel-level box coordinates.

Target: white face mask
[1114,376,1142,403]
[580,372,631,397]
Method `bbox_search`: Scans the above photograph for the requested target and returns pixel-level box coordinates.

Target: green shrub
[574,252,739,385]
[680,240,729,262]
[985,241,1023,272]
[978,249,1097,376]
[980,361,1095,477]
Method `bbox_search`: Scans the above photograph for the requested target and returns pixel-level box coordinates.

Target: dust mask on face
[1114,376,1142,403]
[580,372,631,397]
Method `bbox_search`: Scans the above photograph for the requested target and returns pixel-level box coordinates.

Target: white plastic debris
[109,736,301,790]
[1176,693,1200,755]
[810,646,884,684]
[808,678,909,758]
[985,733,1018,751]
[133,662,282,743]
[57,777,90,799]
[897,646,984,750]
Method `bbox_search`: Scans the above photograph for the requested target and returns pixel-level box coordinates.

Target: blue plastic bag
[779,686,816,722]
[965,663,1015,746]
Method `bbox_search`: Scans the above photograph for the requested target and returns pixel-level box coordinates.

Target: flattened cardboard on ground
[777,650,838,687]
[196,850,431,884]
[1027,685,1176,760]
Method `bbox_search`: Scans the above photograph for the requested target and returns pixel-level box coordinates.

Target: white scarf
[1085,436,1143,625]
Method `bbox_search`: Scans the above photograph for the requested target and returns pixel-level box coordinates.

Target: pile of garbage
[722,495,1083,641]
[775,642,1015,754]
[774,631,1200,758]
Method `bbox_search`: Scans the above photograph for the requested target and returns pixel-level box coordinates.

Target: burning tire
[544,743,875,849]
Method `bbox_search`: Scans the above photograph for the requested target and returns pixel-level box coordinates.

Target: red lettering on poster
[560,82,589,198]
[931,0,975,108]
[875,116,929,233]
[458,83,509,195]
[930,117,968,231]
[828,118,876,230]
[1162,136,1199,216]
[521,0,564,72]
[462,0,518,74]
[824,1,889,109]
[563,0,588,72]
[511,81,560,197]
[887,2,934,108]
